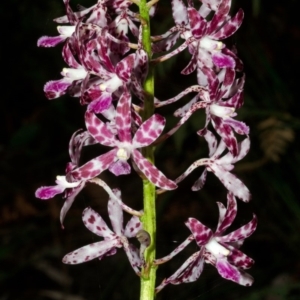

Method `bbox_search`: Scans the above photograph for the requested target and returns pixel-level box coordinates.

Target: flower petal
[70,149,117,180]
[123,241,142,275]
[188,7,207,39]
[132,149,177,190]
[227,246,255,269]
[116,91,132,143]
[124,216,142,238]
[217,214,257,243]
[108,190,124,235]
[109,160,131,176]
[208,164,251,202]
[60,183,85,226]
[62,239,120,264]
[37,35,67,47]
[172,0,188,26]
[216,258,253,286]
[133,114,165,148]
[82,207,114,238]
[185,218,213,246]
[44,78,73,99]
[85,112,117,147]
[215,192,237,235]
[35,185,65,199]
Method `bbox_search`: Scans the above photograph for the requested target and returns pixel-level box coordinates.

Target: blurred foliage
[1,0,300,299]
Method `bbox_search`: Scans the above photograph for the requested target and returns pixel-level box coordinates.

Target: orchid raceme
[155,193,257,292]
[36,0,255,299]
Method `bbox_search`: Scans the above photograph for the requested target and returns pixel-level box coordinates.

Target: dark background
[1,0,300,299]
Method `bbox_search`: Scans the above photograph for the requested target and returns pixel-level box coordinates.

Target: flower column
[138,0,157,299]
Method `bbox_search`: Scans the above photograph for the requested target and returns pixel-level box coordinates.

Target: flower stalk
[139,1,157,299]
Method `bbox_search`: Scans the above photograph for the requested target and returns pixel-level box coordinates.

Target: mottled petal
[154,235,194,265]
[217,214,257,243]
[191,169,207,191]
[132,150,177,190]
[62,239,120,264]
[227,246,255,269]
[213,9,244,40]
[181,50,198,75]
[60,183,85,226]
[44,78,73,99]
[116,91,132,143]
[108,191,124,235]
[215,192,237,235]
[85,111,117,146]
[87,93,113,114]
[185,218,213,246]
[133,114,165,148]
[35,185,65,199]
[109,160,131,176]
[212,117,239,156]
[212,52,235,68]
[37,35,67,47]
[70,149,117,180]
[124,216,143,238]
[115,54,135,82]
[123,241,142,275]
[172,0,188,26]
[223,118,249,135]
[82,207,114,238]
[188,7,207,39]
[216,258,253,286]
[208,164,251,202]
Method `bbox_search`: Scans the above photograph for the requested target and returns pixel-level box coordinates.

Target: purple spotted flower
[35,130,96,224]
[155,193,257,292]
[155,69,248,156]
[70,91,177,190]
[37,0,78,48]
[35,129,140,224]
[62,189,143,275]
[175,130,251,201]
[154,0,243,83]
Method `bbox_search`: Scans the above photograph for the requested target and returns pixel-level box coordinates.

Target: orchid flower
[62,189,143,275]
[35,130,95,224]
[155,69,248,156]
[37,0,80,48]
[175,131,251,202]
[155,193,257,292]
[70,91,177,190]
[153,0,244,83]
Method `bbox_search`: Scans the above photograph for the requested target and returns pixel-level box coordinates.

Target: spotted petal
[216,258,253,286]
[217,214,257,243]
[185,218,213,246]
[108,191,124,236]
[70,149,118,181]
[132,149,177,190]
[82,207,114,239]
[133,114,165,148]
[215,192,237,235]
[85,111,117,147]
[62,239,120,264]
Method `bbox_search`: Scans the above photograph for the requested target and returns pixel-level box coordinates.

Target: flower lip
[205,238,230,257]
[116,148,130,160]
[99,75,123,93]
[55,175,81,188]
[199,37,224,51]
[210,104,236,118]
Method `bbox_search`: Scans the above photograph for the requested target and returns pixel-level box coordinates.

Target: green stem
[138,0,157,299]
